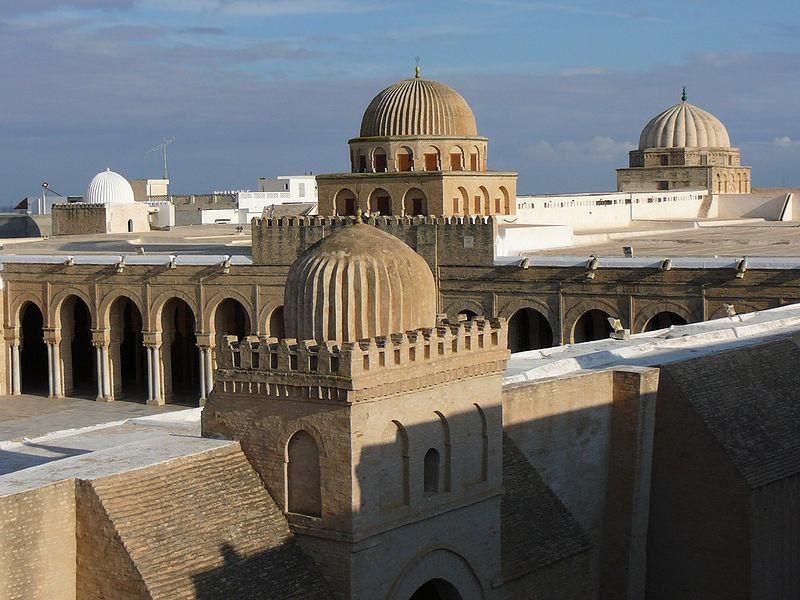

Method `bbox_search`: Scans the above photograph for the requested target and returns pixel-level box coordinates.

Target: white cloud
[773,136,793,147]
[525,137,634,164]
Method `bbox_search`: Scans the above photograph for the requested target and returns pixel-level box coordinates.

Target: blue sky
[2,0,800,203]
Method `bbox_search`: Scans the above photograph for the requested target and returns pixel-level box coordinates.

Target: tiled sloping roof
[660,337,800,489]
[501,433,592,582]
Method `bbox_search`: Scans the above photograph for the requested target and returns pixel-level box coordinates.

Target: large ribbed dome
[85,168,135,205]
[284,224,437,343]
[638,101,731,149]
[359,74,478,138]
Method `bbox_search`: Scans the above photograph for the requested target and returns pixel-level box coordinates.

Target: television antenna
[147,136,175,180]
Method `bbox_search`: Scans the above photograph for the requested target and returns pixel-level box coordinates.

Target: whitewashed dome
[359,67,478,138]
[284,223,437,343]
[638,99,731,150]
[85,168,135,205]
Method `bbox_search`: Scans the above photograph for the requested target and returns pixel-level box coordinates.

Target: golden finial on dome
[415,56,420,78]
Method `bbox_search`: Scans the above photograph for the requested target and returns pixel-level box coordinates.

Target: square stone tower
[202,318,510,599]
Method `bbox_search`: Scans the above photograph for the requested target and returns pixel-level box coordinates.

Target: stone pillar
[197,333,213,406]
[44,328,63,398]
[143,331,164,406]
[11,343,20,395]
[91,329,112,402]
[6,328,22,396]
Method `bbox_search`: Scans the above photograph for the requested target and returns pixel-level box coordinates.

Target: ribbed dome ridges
[360,78,478,138]
[638,102,731,149]
[284,225,437,342]
[85,168,135,205]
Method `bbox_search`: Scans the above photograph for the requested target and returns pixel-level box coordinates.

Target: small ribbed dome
[284,224,437,343]
[360,75,478,138]
[85,168,135,205]
[639,101,731,149]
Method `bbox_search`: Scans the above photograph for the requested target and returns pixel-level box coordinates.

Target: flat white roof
[504,303,800,385]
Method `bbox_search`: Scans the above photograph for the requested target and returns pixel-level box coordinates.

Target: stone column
[196,333,213,406]
[44,328,63,398]
[11,343,21,395]
[6,328,22,396]
[46,343,54,397]
[91,329,112,402]
[143,331,164,406]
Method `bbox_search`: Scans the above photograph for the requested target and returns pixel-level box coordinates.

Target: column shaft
[47,344,55,397]
[12,344,21,395]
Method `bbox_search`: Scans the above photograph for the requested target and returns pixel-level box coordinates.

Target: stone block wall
[0,481,76,600]
[251,215,497,274]
[52,204,108,235]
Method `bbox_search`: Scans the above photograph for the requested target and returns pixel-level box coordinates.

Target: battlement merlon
[214,318,510,402]
[250,215,497,270]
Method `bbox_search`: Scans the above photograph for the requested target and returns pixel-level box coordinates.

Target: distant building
[52,169,151,235]
[617,91,751,194]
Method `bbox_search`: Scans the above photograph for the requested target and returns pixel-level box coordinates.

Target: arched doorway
[61,296,94,397]
[369,188,393,216]
[396,147,413,172]
[213,298,252,363]
[373,147,387,173]
[404,188,428,216]
[409,579,463,600]
[572,309,613,343]
[334,189,357,216]
[644,311,687,332]
[109,296,146,400]
[162,298,199,404]
[20,302,47,394]
[507,308,553,352]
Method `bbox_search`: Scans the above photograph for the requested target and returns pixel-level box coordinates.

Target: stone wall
[251,215,497,274]
[52,204,108,235]
[646,368,750,599]
[0,480,76,600]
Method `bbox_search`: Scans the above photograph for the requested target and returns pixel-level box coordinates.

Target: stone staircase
[80,443,330,600]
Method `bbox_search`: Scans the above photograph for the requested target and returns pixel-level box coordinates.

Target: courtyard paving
[0,394,184,443]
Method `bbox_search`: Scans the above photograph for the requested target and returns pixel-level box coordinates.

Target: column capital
[142,330,162,347]
[4,327,20,344]
[195,332,213,347]
[43,327,62,344]
[91,328,110,345]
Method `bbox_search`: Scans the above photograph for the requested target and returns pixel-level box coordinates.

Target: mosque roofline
[347,135,489,143]
[504,302,800,386]
[493,255,800,270]
[0,254,253,267]
[316,170,518,180]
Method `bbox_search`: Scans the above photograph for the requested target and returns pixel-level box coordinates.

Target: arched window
[334,189,357,216]
[396,147,413,172]
[404,188,428,216]
[373,147,387,173]
[287,431,321,516]
[380,420,409,510]
[127,219,134,232]
[423,146,440,171]
[368,188,392,216]
[424,448,440,495]
[268,305,285,339]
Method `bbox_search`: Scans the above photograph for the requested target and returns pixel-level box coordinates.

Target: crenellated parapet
[250,214,496,270]
[215,317,509,403]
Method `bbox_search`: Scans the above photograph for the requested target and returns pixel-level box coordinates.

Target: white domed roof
[85,168,135,205]
[638,101,731,150]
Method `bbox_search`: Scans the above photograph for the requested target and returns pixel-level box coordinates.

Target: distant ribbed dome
[284,224,437,343]
[85,168,135,205]
[360,75,478,138]
[639,101,731,149]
